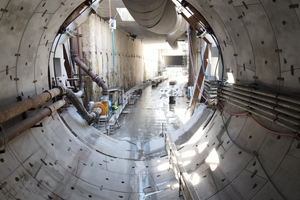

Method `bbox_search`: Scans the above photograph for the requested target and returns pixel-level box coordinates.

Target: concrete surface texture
[80,14,160,101]
[0,0,300,200]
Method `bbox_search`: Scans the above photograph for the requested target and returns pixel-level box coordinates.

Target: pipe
[220,93,300,126]
[221,90,300,120]
[226,84,300,105]
[223,86,300,112]
[220,95,300,133]
[72,55,108,95]
[0,99,67,147]
[70,28,84,84]
[66,89,100,124]
[0,87,64,124]
[220,97,299,134]
[75,82,85,98]
[77,27,84,83]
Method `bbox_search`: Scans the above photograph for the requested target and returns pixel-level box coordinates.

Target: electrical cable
[108,0,112,19]
[218,102,248,117]
[218,102,300,140]
[211,34,225,86]
[249,114,300,140]
[114,11,118,19]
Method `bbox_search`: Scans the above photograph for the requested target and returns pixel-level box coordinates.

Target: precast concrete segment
[0,87,63,124]
[1,0,300,199]
[0,98,67,147]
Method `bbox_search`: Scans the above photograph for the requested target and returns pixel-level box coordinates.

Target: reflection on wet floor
[61,77,190,199]
[110,76,190,156]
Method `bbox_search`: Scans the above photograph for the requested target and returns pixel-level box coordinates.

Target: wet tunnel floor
[110,77,190,157]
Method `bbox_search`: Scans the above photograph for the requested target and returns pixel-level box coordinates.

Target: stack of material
[129,96,135,105]
[203,80,219,106]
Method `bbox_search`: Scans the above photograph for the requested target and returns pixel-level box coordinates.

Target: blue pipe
[112,29,116,67]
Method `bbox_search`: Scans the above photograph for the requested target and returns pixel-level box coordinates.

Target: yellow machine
[91,102,109,115]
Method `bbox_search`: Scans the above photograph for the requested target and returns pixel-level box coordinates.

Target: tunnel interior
[0,0,300,200]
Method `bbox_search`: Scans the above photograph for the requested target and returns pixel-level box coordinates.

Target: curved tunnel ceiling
[0,0,300,200]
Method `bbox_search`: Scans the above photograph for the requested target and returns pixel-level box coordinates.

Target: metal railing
[163,123,200,200]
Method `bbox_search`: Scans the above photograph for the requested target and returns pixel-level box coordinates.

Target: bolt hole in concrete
[277,135,281,140]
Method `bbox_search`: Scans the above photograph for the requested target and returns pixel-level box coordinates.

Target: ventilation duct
[122,0,186,49]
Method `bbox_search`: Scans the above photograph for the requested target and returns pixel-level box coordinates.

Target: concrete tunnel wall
[80,14,159,101]
[0,0,300,200]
